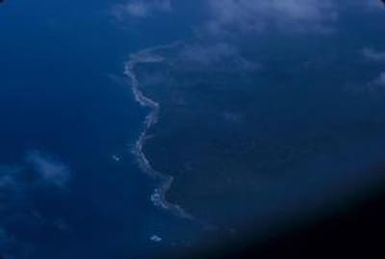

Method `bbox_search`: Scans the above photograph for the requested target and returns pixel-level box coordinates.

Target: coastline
[124,43,194,220]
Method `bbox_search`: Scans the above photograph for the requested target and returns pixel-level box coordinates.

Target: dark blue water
[2,1,385,258]
[0,1,203,258]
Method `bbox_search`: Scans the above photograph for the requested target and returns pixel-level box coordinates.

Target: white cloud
[173,1,337,72]
[0,152,72,257]
[0,151,71,189]
[374,72,385,86]
[0,166,22,189]
[204,0,337,35]
[365,71,385,93]
[26,151,71,188]
[362,48,385,62]
[112,0,172,20]
[364,0,385,10]
[180,43,235,64]
[179,42,259,70]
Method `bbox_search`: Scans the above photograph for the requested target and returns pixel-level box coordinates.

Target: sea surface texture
[1,0,385,258]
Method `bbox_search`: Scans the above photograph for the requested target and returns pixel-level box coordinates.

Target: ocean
[2,1,385,258]
[0,1,203,258]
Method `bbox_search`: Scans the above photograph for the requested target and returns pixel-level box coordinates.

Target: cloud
[178,42,260,71]
[362,48,385,62]
[0,151,71,190]
[180,42,237,65]
[364,0,385,10]
[204,0,337,35]
[0,166,22,189]
[364,71,385,93]
[373,72,385,86]
[26,151,71,188]
[111,0,172,20]
[0,152,72,257]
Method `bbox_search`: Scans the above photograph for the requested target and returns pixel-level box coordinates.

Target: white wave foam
[125,42,194,220]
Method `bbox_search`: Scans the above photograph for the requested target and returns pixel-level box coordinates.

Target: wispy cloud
[373,72,385,86]
[364,0,385,10]
[111,0,172,20]
[0,151,72,257]
[179,42,258,70]
[0,166,22,189]
[204,0,337,36]
[362,47,385,62]
[26,150,71,188]
[362,48,385,91]
[173,1,336,74]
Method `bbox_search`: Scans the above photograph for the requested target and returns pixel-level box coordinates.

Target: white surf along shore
[124,43,194,220]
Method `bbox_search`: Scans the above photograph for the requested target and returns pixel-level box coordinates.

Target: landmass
[128,9,385,230]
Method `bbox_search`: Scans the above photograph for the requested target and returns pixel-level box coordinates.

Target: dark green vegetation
[136,21,385,228]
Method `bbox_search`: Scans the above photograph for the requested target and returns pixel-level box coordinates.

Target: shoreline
[124,43,194,220]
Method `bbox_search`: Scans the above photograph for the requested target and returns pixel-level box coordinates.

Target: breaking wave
[124,42,195,220]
